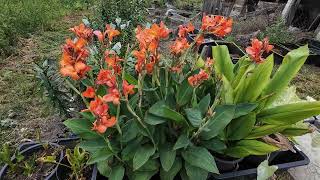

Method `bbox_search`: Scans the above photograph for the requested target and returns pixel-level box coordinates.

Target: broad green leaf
[181,146,219,173]
[160,143,176,171]
[110,165,125,180]
[262,45,309,106]
[225,140,279,158]
[122,120,140,142]
[257,101,320,125]
[124,72,138,85]
[185,108,202,127]
[133,145,155,170]
[121,138,141,161]
[269,86,302,108]
[139,159,160,171]
[221,75,234,104]
[257,160,278,180]
[79,139,107,152]
[234,103,258,118]
[197,94,211,115]
[149,100,187,124]
[63,119,99,139]
[176,79,193,106]
[87,148,113,164]
[232,57,253,87]
[212,45,234,82]
[97,161,112,177]
[160,157,182,180]
[239,55,274,103]
[185,161,208,180]
[144,113,166,125]
[132,170,158,180]
[173,134,190,150]
[79,111,95,122]
[281,126,312,136]
[201,138,226,154]
[227,113,256,140]
[246,125,289,139]
[200,105,236,140]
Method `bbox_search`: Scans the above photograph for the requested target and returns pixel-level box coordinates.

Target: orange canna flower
[122,80,135,98]
[92,120,107,134]
[82,86,95,98]
[89,97,109,117]
[92,116,117,134]
[201,15,233,37]
[188,69,209,87]
[246,38,273,63]
[170,38,190,55]
[101,116,117,128]
[70,23,93,40]
[102,88,120,105]
[96,69,117,88]
[106,24,120,42]
[195,34,204,46]
[178,22,195,38]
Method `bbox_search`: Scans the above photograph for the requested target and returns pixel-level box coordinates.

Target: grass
[0,10,89,145]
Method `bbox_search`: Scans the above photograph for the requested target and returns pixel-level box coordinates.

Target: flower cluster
[201,15,233,37]
[246,38,274,63]
[69,23,93,40]
[170,23,194,56]
[188,69,209,87]
[93,24,120,44]
[133,22,170,74]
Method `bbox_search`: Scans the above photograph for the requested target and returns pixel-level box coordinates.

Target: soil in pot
[56,164,93,180]
[2,143,62,180]
[214,154,244,173]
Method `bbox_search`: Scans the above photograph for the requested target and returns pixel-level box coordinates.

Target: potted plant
[58,15,320,180]
[0,142,64,180]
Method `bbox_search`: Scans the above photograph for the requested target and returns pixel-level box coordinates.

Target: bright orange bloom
[188,70,209,87]
[104,50,122,74]
[102,88,120,105]
[82,86,95,98]
[195,34,204,46]
[92,116,117,134]
[70,23,93,40]
[170,38,190,55]
[89,97,109,117]
[122,80,135,98]
[96,69,117,88]
[106,24,120,42]
[201,15,233,37]
[60,38,91,80]
[171,65,183,73]
[93,24,120,43]
[178,22,195,38]
[246,38,273,63]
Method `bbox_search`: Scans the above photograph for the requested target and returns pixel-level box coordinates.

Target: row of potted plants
[2,15,320,180]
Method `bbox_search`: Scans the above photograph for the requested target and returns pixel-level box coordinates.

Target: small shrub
[258,19,295,44]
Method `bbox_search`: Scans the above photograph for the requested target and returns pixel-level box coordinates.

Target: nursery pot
[214,156,244,173]
[0,142,64,180]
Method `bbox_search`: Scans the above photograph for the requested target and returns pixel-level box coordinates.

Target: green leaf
[221,75,234,104]
[79,111,95,122]
[144,113,166,125]
[160,143,176,171]
[122,120,140,142]
[200,105,236,140]
[149,100,187,124]
[184,161,208,180]
[227,113,256,140]
[160,157,182,180]
[139,159,160,171]
[197,94,211,115]
[176,79,193,106]
[181,146,219,173]
[133,145,155,170]
[225,140,279,158]
[110,165,125,180]
[185,108,203,127]
[97,161,112,177]
[239,55,274,103]
[173,134,190,150]
[63,119,99,139]
[121,138,141,161]
[281,126,312,136]
[132,170,158,180]
[246,125,289,139]
[262,45,309,106]
[257,101,320,125]
[234,103,258,118]
[201,138,226,154]
[87,148,113,164]
[232,57,253,87]
[257,160,278,180]
[79,139,107,152]
[124,72,138,85]
[212,45,234,82]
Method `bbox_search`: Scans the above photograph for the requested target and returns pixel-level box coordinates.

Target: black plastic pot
[215,156,244,173]
[200,40,245,64]
[186,29,222,44]
[18,136,80,151]
[0,142,64,180]
[269,43,288,64]
[211,146,309,179]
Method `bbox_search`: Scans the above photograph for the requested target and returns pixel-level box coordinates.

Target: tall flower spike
[70,23,93,40]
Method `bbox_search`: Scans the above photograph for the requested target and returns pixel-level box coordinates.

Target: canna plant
[60,15,320,180]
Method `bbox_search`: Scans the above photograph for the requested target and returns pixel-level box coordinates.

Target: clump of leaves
[258,19,295,44]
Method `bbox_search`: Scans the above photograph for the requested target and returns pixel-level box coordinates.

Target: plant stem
[65,78,89,108]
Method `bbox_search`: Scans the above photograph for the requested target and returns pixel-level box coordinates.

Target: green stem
[65,79,89,107]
